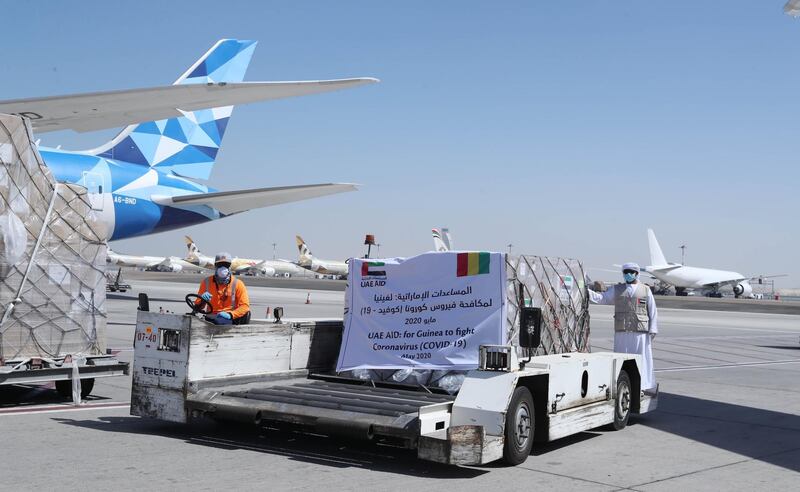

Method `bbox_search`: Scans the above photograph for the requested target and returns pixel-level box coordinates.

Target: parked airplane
[296,235,349,277]
[183,236,304,277]
[644,229,765,298]
[0,39,377,241]
[432,227,453,252]
[107,249,205,273]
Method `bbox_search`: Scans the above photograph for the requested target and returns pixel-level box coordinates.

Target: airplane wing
[152,257,175,269]
[748,274,788,281]
[700,278,747,289]
[173,258,211,271]
[646,265,682,273]
[0,78,379,133]
[153,183,357,216]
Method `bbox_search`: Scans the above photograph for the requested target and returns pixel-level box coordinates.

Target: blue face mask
[623,272,637,283]
[215,266,230,283]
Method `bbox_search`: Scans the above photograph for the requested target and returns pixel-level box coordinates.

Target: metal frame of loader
[130,309,656,466]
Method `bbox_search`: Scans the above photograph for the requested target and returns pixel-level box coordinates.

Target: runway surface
[1,278,798,490]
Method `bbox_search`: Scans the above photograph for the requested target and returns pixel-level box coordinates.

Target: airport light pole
[680,245,686,265]
[272,243,277,260]
[507,243,513,255]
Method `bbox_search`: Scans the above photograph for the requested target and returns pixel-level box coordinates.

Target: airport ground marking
[655,322,799,334]
[656,358,800,373]
[0,401,130,417]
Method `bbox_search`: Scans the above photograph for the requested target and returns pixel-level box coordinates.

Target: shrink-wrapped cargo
[0,114,107,361]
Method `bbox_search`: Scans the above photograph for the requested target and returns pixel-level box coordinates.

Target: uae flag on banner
[456,252,490,277]
[361,261,386,277]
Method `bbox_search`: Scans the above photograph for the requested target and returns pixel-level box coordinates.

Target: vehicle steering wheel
[185,294,213,315]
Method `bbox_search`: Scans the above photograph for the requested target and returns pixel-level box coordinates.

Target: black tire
[55,378,95,399]
[612,370,632,431]
[503,386,535,465]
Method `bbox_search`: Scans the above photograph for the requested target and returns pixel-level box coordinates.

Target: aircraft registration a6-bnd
[0,39,378,240]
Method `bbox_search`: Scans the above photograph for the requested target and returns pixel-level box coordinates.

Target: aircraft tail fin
[647,228,669,267]
[296,235,312,256]
[86,39,257,180]
[432,227,453,252]
[184,235,200,259]
[295,235,314,266]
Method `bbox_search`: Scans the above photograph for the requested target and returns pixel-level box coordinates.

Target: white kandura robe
[589,282,657,390]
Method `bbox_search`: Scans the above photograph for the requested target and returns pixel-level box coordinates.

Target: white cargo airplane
[644,229,759,298]
[107,249,205,273]
[184,236,273,275]
[295,235,349,277]
[183,236,304,277]
[432,227,453,252]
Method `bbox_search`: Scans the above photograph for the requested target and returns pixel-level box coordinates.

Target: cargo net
[0,114,107,361]
[506,255,590,357]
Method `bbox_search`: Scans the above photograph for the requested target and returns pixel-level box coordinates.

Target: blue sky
[2,1,798,286]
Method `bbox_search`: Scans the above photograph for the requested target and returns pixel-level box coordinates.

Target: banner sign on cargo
[336,252,507,371]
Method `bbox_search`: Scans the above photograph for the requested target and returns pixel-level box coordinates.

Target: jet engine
[733,282,752,298]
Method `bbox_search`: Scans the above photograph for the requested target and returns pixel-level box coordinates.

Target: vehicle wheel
[55,378,95,399]
[612,370,632,430]
[503,386,534,465]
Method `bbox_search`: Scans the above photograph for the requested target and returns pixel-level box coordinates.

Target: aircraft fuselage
[40,148,220,240]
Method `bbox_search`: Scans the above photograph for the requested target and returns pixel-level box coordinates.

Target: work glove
[201,292,212,302]
[218,312,232,320]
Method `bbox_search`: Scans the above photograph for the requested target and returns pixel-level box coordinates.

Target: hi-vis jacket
[197,275,250,319]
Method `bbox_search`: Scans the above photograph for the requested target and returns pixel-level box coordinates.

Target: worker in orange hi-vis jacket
[197,252,250,325]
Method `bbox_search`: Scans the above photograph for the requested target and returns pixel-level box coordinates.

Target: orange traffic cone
[266,307,271,318]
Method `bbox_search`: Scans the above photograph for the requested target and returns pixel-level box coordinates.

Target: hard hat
[621,262,640,273]
[214,252,233,266]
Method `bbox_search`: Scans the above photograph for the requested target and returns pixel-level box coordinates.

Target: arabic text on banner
[337,252,507,371]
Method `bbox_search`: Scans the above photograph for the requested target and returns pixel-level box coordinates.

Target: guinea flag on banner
[361,261,386,277]
[456,252,490,277]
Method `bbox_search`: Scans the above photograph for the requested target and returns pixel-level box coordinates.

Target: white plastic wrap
[0,211,27,267]
[0,114,107,361]
[339,254,590,393]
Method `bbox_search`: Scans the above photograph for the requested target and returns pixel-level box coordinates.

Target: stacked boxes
[0,114,107,360]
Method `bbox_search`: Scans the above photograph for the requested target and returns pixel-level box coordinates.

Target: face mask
[623,272,637,283]
[215,266,230,283]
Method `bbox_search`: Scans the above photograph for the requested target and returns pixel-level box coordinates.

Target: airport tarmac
[1,278,798,490]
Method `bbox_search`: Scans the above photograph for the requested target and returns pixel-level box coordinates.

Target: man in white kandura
[588,262,657,394]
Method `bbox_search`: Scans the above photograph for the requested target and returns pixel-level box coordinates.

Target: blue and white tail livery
[2,39,378,240]
[89,39,255,181]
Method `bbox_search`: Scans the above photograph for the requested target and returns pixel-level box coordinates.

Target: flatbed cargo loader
[131,311,656,465]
